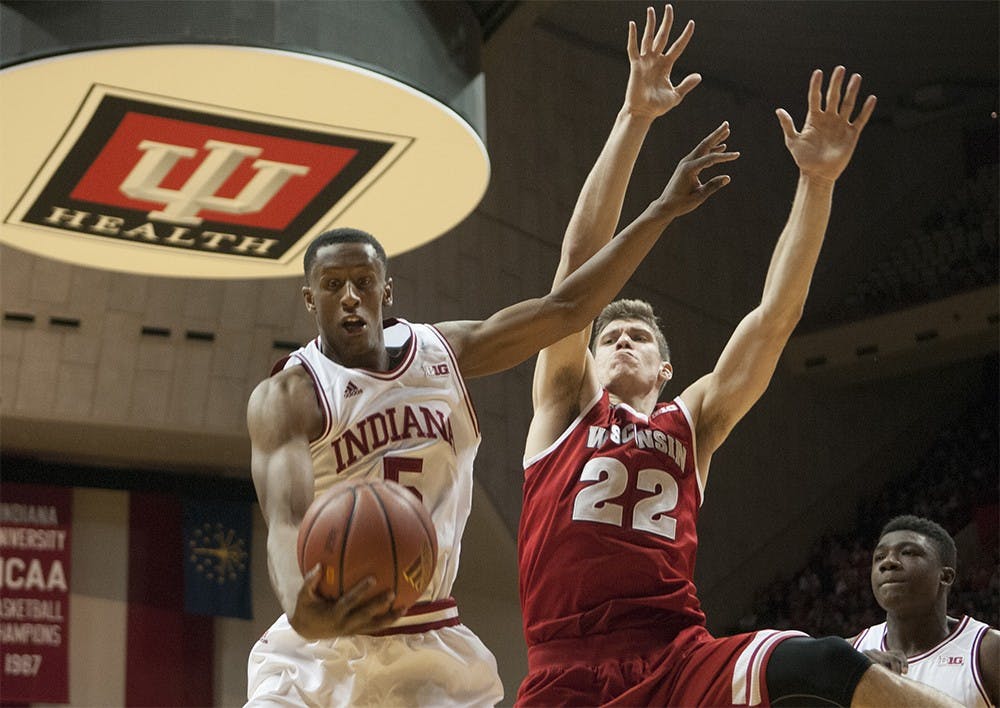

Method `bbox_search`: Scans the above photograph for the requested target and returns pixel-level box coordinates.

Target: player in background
[245,8,732,705]
[850,515,999,707]
[516,15,965,703]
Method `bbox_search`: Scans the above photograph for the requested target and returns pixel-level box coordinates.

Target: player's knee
[766,636,873,707]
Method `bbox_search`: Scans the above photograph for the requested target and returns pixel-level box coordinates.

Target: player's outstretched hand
[624,5,701,119]
[776,66,876,182]
[655,121,739,218]
[290,565,402,640]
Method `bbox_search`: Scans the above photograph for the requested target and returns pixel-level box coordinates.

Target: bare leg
[851,665,963,707]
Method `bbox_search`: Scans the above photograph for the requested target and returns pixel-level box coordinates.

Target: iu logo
[12,89,397,262]
[120,139,310,225]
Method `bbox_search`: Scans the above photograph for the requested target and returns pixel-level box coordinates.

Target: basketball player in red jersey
[246,7,735,705]
[517,8,962,706]
[850,515,999,707]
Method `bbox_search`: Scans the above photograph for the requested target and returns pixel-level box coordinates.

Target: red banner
[0,483,71,704]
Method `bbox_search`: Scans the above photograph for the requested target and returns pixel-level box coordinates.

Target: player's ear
[940,565,956,589]
[383,277,393,307]
[303,285,316,313]
[659,361,673,384]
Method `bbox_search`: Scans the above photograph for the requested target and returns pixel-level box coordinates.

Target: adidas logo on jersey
[344,381,363,398]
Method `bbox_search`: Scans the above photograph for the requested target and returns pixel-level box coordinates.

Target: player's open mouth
[342,317,366,334]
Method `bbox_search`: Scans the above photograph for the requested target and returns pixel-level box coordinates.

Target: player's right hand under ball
[290,565,403,640]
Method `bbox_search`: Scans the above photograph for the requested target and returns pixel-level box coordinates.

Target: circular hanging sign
[0,45,489,278]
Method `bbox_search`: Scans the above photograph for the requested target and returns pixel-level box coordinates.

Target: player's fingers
[775,108,796,140]
[340,575,377,605]
[663,19,694,63]
[356,590,395,616]
[687,121,730,158]
[852,94,877,131]
[627,21,639,62]
[807,69,823,114]
[302,564,323,593]
[825,65,846,112]
[652,4,674,54]
[640,6,656,54]
[674,72,702,99]
[698,175,732,200]
[840,73,861,118]
[343,591,397,632]
[689,150,740,173]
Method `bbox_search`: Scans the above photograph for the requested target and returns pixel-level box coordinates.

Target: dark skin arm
[247,366,402,640]
[437,122,737,378]
[980,628,999,706]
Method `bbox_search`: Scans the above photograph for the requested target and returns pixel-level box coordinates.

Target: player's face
[593,319,670,398]
[303,242,393,369]
[870,530,951,615]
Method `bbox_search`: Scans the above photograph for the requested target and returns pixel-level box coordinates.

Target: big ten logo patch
[424,363,450,377]
[12,89,397,260]
[937,656,964,666]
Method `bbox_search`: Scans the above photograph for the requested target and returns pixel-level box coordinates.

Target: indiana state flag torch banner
[182,499,252,619]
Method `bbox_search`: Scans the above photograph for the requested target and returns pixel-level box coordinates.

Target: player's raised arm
[680,67,876,478]
[247,369,399,640]
[552,4,698,288]
[529,5,700,454]
[438,122,738,379]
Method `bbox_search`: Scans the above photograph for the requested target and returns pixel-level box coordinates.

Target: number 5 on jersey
[571,456,679,539]
[384,456,423,500]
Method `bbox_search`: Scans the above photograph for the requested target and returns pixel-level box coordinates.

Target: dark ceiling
[488,1,999,327]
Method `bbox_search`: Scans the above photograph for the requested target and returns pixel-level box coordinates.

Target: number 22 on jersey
[571,456,679,539]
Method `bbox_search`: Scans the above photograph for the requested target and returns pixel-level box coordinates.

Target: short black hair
[879,515,957,569]
[303,228,388,280]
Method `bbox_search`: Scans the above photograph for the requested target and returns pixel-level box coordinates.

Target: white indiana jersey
[852,615,994,707]
[279,318,480,604]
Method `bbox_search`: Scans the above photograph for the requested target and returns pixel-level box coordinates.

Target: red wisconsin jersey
[519,389,705,648]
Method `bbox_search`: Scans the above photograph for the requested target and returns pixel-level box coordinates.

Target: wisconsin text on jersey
[586,422,688,471]
[329,405,455,473]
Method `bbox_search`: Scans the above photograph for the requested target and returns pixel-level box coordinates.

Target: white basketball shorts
[247,603,503,707]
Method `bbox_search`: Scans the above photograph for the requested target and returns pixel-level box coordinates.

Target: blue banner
[182,499,252,619]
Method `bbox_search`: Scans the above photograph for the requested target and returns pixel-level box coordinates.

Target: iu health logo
[9,87,400,260]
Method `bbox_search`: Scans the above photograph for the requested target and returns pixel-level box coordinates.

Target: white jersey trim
[731,629,807,706]
[896,615,970,660]
[673,395,704,507]
[288,346,333,445]
[426,324,480,437]
[971,622,991,707]
[522,388,604,469]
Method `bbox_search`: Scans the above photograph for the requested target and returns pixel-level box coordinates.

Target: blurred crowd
[734,377,999,637]
[836,166,998,324]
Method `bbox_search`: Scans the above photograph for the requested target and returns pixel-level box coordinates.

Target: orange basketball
[296,478,437,612]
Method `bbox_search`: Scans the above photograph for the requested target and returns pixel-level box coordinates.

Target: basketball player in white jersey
[850,515,999,707]
[516,10,964,703]
[245,8,733,703]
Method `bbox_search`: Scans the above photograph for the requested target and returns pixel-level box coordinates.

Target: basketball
[296,478,438,612]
